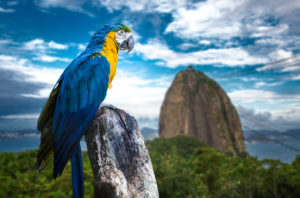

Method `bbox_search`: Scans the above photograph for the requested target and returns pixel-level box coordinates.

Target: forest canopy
[0,136,300,198]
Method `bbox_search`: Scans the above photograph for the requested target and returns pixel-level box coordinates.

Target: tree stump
[84,105,159,198]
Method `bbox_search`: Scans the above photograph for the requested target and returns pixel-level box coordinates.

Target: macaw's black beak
[127,35,134,53]
[119,35,134,53]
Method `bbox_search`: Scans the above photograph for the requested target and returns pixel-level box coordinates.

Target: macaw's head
[112,24,134,53]
[89,23,134,53]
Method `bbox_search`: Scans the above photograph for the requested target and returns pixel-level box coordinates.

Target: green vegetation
[148,136,300,198]
[1,136,300,197]
[0,150,93,198]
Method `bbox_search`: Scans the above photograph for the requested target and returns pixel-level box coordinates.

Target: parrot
[35,23,134,198]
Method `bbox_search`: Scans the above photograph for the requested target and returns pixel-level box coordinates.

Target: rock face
[159,66,245,155]
[85,105,159,198]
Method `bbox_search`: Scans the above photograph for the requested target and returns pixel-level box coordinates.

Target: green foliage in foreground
[0,150,94,198]
[1,136,300,198]
[147,136,300,198]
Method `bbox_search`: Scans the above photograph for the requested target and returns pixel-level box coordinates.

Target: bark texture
[84,105,159,198]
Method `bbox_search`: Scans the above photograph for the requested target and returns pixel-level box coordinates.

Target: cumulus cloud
[23,39,68,51]
[161,0,300,63]
[77,43,86,51]
[33,0,299,69]
[104,69,170,118]
[1,113,39,119]
[177,43,198,50]
[199,40,211,45]
[229,89,300,103]
[0,55,63,98]
[252,53,300,81]
[33,55,72,63]
[7,1,18,6]
[166,0,243,39]
[165,0,299,39]
[0,38,73,63]
[0,39,15,46]
[228,89,300,131]
[95,0,187,13]
[0,65,48,129]
[254,81,282,88]
[35,0,93,16]
[258,54,300,72]
[237,105,300,131]
[0,54,171,128]
[135,40,268,67]
[0,7,14,13]
[0,53,65,129]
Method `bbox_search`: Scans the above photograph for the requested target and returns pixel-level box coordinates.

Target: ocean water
[246,141,299,163]
[0,137,298,163]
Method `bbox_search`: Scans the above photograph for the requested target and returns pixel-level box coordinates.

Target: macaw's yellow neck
[101,31,119,89]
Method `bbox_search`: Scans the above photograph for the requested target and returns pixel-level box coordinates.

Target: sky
[0,0,299,132]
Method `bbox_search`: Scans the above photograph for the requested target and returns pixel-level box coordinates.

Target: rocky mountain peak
[159,66,245,155]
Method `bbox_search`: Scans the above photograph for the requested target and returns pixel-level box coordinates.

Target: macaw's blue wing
[52,55,110,178]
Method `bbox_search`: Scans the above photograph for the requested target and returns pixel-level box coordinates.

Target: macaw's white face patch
[115,30,134,53]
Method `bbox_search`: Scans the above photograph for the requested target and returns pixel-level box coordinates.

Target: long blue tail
[71,145,84,198]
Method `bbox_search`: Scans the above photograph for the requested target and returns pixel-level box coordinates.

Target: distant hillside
[0,129,39,139]
[0,128,158,141]
[243,129,300,143]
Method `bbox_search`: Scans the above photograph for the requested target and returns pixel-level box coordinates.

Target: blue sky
[0,0,299,131]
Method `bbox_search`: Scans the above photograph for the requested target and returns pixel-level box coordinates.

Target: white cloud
[23,39,68,51]
[165,0,299,40]
[7,1,18,6]
[0,55,63,98]
[0,54,170,118]
[77,43,86,51]
[0,39,15,46]
[0,7,14,13]
[255,37,286,46]
[23,39,47,50]
[269,49,293,61]
[274,103,300,121]
[135,40,268,67]
[99,0,298,69]
[229,89,276,103]
[34,55,72,62]
[199,40,211,45]
[48,41,69,49]
[250,24,289,38]
[178,42,198,50]
[229,89,300,103]
[96,0,187,13]
[104,69,170,118]
[0,38,76,64]
[289,75,300,81]
[237,105,300,131]
[165,0,244,39]
[0,113,39,119]
[74,43,88,55]
[36,0,93,16]
[258,53,300,72]
[254,81,282,88]
[20,39,72,63]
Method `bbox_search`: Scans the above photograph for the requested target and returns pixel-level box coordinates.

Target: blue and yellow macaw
[35,24,134,198]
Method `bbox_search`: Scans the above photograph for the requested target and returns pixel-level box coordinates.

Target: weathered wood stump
[84,105,159,198]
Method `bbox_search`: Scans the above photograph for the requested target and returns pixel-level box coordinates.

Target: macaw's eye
[120,30,124,34]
